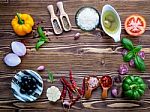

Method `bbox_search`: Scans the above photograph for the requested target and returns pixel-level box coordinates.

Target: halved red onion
[4,53,21,67]
[11,41,26,57]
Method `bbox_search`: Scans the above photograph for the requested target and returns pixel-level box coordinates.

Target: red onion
[111,86,122,98]
[114,75,122,84]
[11,41,26,57]
[138,51,145,60]
[4,53,21,67]
[118,64,128,75]
[129,59,135,67]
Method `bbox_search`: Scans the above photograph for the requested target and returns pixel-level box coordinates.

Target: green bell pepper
[122,75,146,100]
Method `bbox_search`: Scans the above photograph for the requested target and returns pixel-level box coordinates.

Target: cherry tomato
[124,14,146,36]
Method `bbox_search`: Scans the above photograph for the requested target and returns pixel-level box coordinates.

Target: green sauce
[102,10,119,34]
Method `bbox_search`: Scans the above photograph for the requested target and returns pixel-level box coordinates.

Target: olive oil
[102,10,119,34]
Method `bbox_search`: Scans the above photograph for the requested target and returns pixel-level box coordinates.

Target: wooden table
[0,0,150,112]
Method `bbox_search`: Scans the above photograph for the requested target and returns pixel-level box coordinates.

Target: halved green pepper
[122,75,146,100]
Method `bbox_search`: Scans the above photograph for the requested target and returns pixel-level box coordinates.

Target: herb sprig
[48,70,54,83]
[35,26,48,50]
[121,38,146,71]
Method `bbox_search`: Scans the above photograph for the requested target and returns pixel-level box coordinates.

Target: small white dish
[101,5,121,42]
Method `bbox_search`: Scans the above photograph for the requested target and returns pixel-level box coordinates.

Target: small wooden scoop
[57,2,71,32]
[100,75,112,99]
[84,76,99,99]
[47,5,63,35]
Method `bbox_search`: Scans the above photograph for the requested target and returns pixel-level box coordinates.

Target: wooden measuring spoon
[100,75,112,99]
[47,5,63,35]
[84,76,99,99]
[57,2,71,32]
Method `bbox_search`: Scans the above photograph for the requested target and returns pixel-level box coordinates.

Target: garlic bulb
[46,86,61,102]
[11,41,26,57]
[4,53,21,67]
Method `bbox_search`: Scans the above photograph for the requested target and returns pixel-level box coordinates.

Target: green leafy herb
[35,26,48,50]
[134,55,146,71]
[35,41,45,50]
[121,38,134,50]
[123,51,134,62]
[121,37,146,71]
[48,70,54,83]
[133,45,142,54]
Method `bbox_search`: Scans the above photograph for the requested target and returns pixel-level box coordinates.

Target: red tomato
[124,14,146,36]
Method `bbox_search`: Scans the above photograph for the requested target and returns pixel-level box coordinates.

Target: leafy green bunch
[35,26,48,50]
[121,38,146,71]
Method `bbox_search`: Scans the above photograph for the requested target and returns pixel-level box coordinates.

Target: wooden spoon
[84,76,99,99]
[100,75,112,99]
[57,2,71,32]
[47,5,63,35]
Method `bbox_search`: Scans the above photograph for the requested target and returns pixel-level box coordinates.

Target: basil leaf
[35,41,45,50]
[121,38,134,50]
[134,56,146,71]
[37,26,46,38]
[123,51,134,62]
[48,70,54,83]
[39,36,48,42]
[133,45,142,54]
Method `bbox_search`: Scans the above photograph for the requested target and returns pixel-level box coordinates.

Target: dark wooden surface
[0,0,150,112]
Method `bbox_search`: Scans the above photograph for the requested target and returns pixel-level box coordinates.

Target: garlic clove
[4,53,21,67]
[11,41,26,57]
[37,65,45,71]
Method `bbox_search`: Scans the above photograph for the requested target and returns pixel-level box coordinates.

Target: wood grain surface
[0,0,150,112]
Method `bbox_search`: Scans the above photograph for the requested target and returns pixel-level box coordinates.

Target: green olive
[104,20,112,29]
[106,15,115,22]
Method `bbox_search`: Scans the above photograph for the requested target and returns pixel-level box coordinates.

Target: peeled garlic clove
[11,41,26,57]
[4,53,21,67]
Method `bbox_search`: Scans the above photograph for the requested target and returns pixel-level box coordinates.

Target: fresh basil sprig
[35,26,48,50]
[48,70,54,83]
[121,37,146,71]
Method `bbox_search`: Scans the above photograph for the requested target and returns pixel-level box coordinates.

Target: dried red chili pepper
[60,70,85,110]
[69,69,83,96]
[67,87,73,101]
[60,83,67,100]
[69,69,77,89]
[60,76,75,92]
[70,95,81,106]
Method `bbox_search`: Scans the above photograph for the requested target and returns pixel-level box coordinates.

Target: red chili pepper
[69,69,77,88]
[70,95,81,106]
[69,69,83,96]
[60,76,75,92]
[67,87,73,101]
[60,83,67,100]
